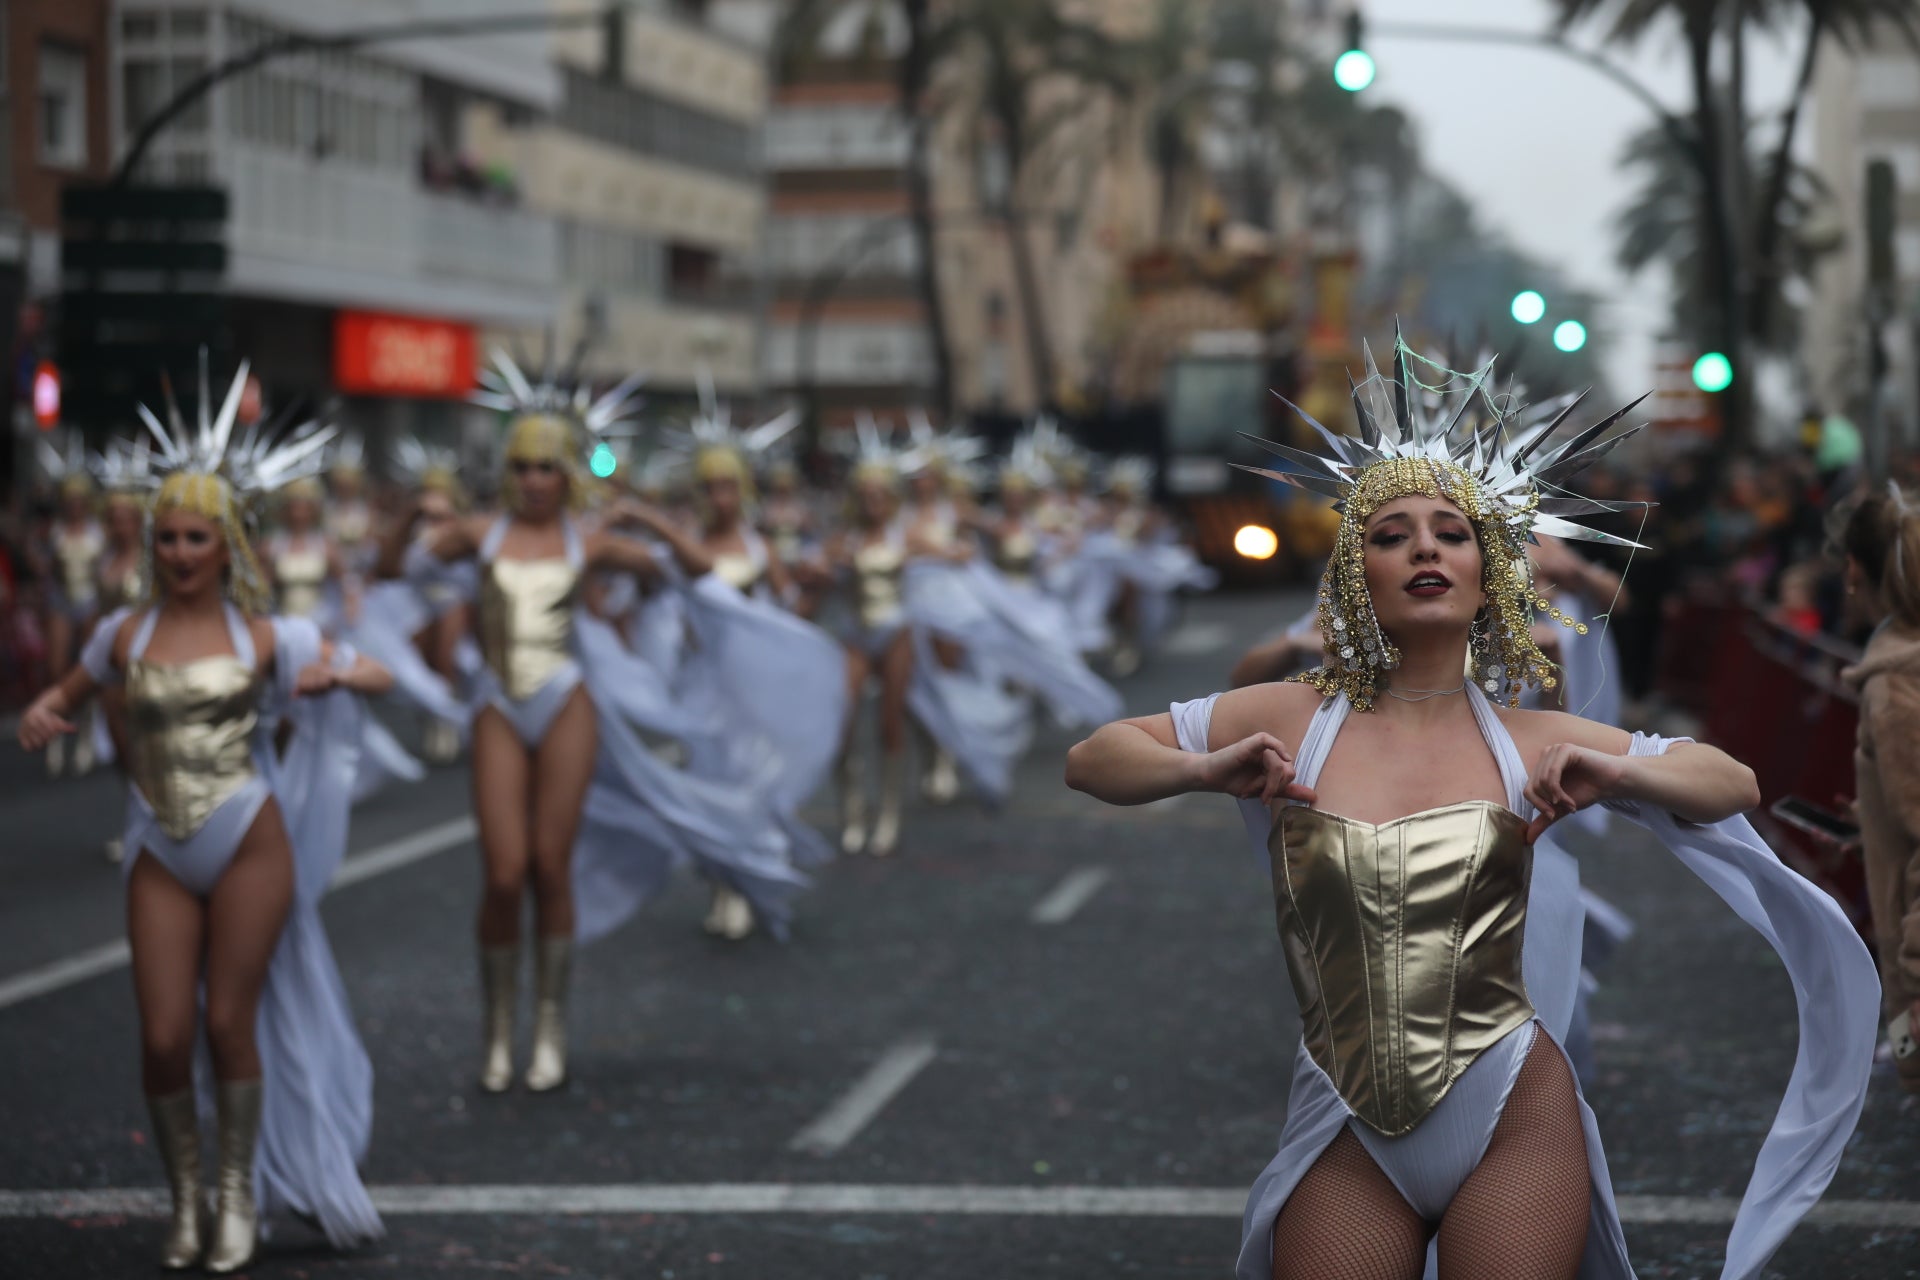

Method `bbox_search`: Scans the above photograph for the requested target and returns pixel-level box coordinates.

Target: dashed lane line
[1030,867,1113,925]
[788,1036,939,1156]
[0,816,476,1013]
[0,1185,1914,1229]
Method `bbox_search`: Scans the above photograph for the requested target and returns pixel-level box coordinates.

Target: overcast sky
[1358,0,1804,397]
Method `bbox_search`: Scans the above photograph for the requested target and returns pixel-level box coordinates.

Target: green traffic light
[1510,291,1546,325]
[1334,49,1376,92]
[589,443,618,478]
[1552,320,1587,353]
[1692,352,1733,393]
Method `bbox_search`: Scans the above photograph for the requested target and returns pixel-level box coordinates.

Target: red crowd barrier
[1659,596,1869,936]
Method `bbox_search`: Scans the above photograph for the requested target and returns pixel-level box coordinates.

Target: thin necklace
[1384,682,1467,703]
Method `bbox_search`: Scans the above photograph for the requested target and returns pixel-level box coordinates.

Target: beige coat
[1847,622,1920,1024]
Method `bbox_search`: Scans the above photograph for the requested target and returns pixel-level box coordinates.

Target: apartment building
[1806,22,1920,443]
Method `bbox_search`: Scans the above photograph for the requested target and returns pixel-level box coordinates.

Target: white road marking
[330,816,476,889]
[0,941,131,1012]
[0,1185,1913,1229]
[0,816,476,1013]
[788,1037,938,1156]
[1030,867,1112,925]
[1162,622,1233,657]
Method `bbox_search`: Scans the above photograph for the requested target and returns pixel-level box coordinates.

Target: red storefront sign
[334,310,476,398]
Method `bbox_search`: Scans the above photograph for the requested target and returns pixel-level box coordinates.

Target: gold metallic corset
[328,504,370,547]
[853,539,905,629]
[98,559,145,612]
[274,547,328,619]
[54,526,103,603]
[996,530,1038,580]
[478,556,579,701]
[713,552,763,593]
[126,656,260,841]
[1269,800,1534,1137]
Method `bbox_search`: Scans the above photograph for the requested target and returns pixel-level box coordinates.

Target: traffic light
[1692,351,1733,393]
[1510,290,1546,325]
[1552,320,1587,353]
[1335,12,1375,91]
[590,442,618,478]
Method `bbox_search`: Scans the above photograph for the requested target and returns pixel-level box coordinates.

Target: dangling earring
[1468,610,1496,693]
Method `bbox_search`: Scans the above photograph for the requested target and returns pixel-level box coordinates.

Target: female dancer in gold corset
[1066,343,1869,1279]
[828,454,914,856]
[38,448,106,776]
[416,385,710,1093]
[264,477,353,625]
[20,372,390,1270]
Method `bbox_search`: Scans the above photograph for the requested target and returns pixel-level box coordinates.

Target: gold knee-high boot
[870,752,905,857]
[837,747,868,857]
[524,936,572,1093]
[146,1090,204,1269]
[480,945,518,1093]
[203,1080,261,1274]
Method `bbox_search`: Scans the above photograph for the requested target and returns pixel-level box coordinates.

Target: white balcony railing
[220,145,557,322]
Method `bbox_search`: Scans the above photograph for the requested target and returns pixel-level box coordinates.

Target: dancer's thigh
[1435,1036,1589,1280]
[127,853,206,1084]
[203,800,294,1076]
[471,706,533,878]
[530,688,596,864]
[1272,1127,1429,1280]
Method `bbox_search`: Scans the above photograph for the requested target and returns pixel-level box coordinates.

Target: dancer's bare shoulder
[1207,679,1323,754]
[1496,706,1634,768]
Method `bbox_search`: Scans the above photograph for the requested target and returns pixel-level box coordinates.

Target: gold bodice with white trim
[126,656,260,840]
[853,538,905,629]
[478,556,579,700]
[1268,800,1535,1136]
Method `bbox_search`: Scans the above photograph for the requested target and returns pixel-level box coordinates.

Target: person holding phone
[1841,484,1920,1090]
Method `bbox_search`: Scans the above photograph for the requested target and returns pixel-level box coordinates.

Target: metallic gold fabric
[126,656,260,841]
[478,556,579,701]
[98,559,145,613]
[1268,800,1534,1136]
[273,545,328,619]
[996,529,1038,581]
[853,538,905,629]
[713,552,763,593]
[54,524,104,603]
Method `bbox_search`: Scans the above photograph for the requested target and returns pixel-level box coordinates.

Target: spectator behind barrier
[1840,485,1920,1093]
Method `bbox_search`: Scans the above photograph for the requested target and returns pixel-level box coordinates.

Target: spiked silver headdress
[128,355,335,613]
[1239,334,1648,710]
[472,347,646,501]
[662,367,801,502]
[901,409,988,479]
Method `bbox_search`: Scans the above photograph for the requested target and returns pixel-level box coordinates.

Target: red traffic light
[32,361,60,429]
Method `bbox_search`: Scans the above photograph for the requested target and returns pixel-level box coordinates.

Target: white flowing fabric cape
[903,558,1123,804]
[1169,690,1876,1280]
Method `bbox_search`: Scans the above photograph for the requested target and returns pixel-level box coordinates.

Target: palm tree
[926,0,1138,408]
[1614,122,1839,354]
[1554,0,1920,442]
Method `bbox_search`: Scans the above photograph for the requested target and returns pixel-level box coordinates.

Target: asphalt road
[2,589,1917,1279]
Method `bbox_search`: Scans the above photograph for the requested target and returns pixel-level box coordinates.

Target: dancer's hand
[1195,732,1316,806]
[18,692,76,752]
[1524,742,1630,843]
[294,661,339,697]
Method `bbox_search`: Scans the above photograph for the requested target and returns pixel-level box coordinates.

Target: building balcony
[222,144,558,324]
